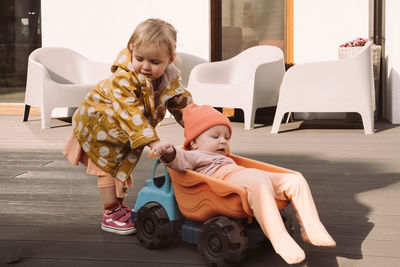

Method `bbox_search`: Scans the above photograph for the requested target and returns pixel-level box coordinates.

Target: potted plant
[338,38,381,78]
[338,38,381,121]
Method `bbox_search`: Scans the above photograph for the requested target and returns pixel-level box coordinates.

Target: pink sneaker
[101,207,136,235]
[121,204,133,213]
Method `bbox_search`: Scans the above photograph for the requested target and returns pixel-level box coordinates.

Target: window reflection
[0,0,41,103]
[221,0,284,60]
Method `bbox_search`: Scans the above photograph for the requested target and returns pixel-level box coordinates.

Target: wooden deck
[0,114,399,266]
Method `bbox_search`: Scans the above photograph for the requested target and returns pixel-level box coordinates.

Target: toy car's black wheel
[198,216,248,267]
[134,202,174,249]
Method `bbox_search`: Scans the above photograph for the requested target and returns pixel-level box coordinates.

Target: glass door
[210,0,292,119]
[211,0,292,65]
[0,0,41,103]
[221,0,284,60]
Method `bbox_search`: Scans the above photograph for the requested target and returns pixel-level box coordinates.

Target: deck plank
[1,115,400,266]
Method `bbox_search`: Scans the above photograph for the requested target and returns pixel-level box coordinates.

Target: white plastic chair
[23,47,111,128]
[187,45,285,130]
[271,41,375,134]
[174,52,208,87]
[160,52,208,121]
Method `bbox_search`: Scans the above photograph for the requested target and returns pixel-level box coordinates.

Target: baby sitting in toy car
[152,104,336,265]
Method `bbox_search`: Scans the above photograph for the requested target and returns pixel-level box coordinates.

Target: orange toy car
[133,153,295,267]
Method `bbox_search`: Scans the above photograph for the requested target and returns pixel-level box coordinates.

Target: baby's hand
[151,141,176,163]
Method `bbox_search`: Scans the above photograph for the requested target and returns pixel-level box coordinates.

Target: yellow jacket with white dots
[72,48,192,181]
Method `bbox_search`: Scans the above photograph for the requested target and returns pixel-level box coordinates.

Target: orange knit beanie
[183,104,232,148]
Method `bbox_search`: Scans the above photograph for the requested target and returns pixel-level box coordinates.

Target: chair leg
[271,109,286,134]
[41,107,52,129]
[243,108,256,130]
[285,112,292,123]
[23,105,31,121]
[360,111,375,134]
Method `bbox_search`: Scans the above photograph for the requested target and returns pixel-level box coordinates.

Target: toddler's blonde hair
[127,18,177,57]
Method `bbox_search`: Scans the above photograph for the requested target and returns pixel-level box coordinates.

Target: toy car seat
[167,153,295,222]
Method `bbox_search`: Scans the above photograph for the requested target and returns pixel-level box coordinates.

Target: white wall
[41,0,371,71]
[293,0,369,64]
[41,0,210,64]
[41,0,399,123]
[41,0,209,117]
[385,0,400,123]
[292,0,369,120]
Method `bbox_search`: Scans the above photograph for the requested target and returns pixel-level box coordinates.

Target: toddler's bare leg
[268,172,336,247]
[225,169,305,264]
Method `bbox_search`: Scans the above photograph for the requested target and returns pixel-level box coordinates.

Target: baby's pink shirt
[161,146,236,176]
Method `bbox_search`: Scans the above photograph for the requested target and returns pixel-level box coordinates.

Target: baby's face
[132,43,173,81]
[190,125,230,155]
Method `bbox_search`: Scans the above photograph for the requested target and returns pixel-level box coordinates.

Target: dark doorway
[0,0,41,103]
[210,0,290,121]
[370,0,385,119]
[211,0,289,63]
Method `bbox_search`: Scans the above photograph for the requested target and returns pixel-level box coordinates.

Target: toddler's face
[132,43,173,81]
[190,125,230,155]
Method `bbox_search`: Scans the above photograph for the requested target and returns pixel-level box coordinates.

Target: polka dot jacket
[72,48,192,182]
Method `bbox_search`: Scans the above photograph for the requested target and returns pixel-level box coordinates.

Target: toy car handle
[151,158,172,192]
[147,149,158,158]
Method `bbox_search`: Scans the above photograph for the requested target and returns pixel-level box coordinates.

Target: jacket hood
[111,48,134,73]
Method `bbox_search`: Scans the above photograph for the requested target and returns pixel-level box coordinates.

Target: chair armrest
[281,57,371,97]
[191,60,235,84]
[84,61,111,83]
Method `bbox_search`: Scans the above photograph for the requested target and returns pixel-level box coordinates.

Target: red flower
[340,38,369,47]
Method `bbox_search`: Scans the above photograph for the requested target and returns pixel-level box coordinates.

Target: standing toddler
[63,18,192,235]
